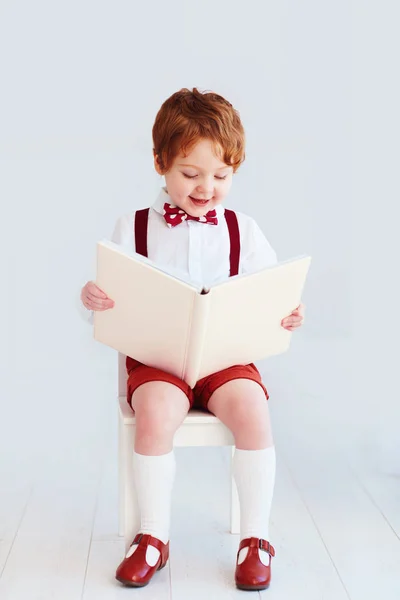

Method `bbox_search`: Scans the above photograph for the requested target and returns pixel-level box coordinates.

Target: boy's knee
[133,382,190,433]
[230,394,273,447]
[227,387,271,430]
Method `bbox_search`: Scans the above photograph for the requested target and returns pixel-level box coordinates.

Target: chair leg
[118,412,140,550]
[230,446,240,534]
[118,412,125,537]
[123,424,140,552]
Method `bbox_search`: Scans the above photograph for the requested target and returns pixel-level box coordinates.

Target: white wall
[0,1,395,472]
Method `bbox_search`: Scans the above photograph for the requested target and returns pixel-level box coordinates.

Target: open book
[93,240,311,387]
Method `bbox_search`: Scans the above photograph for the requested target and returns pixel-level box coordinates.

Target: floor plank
[347,464,400,540]
[92,438,120,543]
[0,455,103,600]
[280,439,400,600]
[170,531,253,600]
[0,468,33,577]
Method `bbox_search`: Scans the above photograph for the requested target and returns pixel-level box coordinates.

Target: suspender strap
[133,207,241,275]
[134,208,150,257]
[128,209,151,378]
[224,209,240,277]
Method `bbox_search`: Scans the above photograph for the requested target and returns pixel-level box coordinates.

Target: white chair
[117,353,240,550]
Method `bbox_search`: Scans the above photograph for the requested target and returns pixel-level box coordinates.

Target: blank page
[197,256,311,379]
[93,241,199,380]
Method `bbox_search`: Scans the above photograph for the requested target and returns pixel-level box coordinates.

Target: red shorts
[126,358,269,412]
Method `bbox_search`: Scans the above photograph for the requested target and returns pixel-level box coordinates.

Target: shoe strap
[238,537,275,557]
[132,533,168,553]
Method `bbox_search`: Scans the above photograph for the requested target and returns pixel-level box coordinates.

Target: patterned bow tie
[163,202,218,228]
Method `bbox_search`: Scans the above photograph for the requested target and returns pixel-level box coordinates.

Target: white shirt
[79,186,278,323]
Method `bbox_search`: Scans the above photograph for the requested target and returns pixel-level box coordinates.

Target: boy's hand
[281,302,305,331]
[81,281,115,311]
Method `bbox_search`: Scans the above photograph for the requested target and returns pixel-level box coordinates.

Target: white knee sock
[233,446,276,566]
[125,450,176,566]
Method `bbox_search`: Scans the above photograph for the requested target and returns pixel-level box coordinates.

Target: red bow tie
[163,202,218,228]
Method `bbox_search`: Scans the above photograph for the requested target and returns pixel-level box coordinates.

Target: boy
[81,88,305,590]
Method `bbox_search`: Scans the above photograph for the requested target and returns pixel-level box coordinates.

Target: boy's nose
[197,175,216,194]
[196,184,214,196]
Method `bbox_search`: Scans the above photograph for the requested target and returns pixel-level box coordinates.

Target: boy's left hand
[281,302,305,331]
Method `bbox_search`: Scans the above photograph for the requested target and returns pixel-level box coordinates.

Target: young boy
[80,87,305,591]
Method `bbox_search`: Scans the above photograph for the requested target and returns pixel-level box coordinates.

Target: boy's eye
[182,173,227,180]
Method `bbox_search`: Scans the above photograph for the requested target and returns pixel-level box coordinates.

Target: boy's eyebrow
[178,163,230,170]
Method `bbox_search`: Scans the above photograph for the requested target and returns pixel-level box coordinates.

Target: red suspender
[133,207,240,275]
[127,208,151,377]
[134,208,150,257]
[224,209,240,277]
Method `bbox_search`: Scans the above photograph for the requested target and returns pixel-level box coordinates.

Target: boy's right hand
[81,281,115,311]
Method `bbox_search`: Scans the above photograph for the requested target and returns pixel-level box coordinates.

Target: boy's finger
[91,300,114,310]
[88,283,107,298]
[86,292,114,307]
[88,288,108,301]
[284,317,303,327]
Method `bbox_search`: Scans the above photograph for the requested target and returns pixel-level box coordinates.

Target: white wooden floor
[1,340,399,599]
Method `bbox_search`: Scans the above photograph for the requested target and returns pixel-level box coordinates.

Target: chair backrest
[118,353,128,397]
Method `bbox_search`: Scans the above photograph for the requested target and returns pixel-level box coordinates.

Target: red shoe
[115,533,169,587]
[235,537,276,591]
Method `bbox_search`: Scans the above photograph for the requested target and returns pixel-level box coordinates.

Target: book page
[197,256,311,379]
[93,241,201,380]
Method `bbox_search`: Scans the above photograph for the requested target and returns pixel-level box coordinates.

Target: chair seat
[118,396,235,447]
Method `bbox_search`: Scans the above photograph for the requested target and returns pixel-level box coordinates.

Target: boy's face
[154,138,234,217]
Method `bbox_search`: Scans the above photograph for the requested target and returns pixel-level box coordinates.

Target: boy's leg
[199,369,276,590]
[207,377,275,543]
[116,372,192,587]
[131,381,190,550]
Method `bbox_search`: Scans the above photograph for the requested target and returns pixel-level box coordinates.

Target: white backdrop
[0,1,396,474]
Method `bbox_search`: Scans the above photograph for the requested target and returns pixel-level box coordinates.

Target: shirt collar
[151,186,225,221]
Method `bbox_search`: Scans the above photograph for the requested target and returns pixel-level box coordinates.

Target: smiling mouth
[190,196,212,203]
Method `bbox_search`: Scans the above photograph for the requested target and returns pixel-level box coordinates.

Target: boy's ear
[153,151,163,175]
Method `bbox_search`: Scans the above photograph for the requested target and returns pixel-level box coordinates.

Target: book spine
[183,292,211,387]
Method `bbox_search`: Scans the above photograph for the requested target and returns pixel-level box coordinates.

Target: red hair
[152,87,246,174]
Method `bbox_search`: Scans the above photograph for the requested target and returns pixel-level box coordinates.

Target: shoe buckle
[259,539,271,554]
